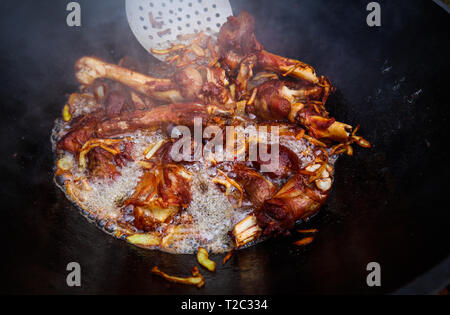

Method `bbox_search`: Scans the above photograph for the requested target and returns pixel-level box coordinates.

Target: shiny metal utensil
[126,0,232,61]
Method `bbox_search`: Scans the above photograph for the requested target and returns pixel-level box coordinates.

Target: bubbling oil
[53,123,334,254]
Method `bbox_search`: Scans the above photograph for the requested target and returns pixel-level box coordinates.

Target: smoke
[0,0,149,200]
[230,0,422,107]
[0,0,155,161]
[0,0,433,182]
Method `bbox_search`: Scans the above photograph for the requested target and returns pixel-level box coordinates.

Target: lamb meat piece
[127,165,192,232]
[253,80,292,120]
[172,66,204,100]
[159,166,192,207]
[221,50,245,72]
[251,79,352,142]
[253,145,300,179]
[218,10,263,58]
[57,111,103,154]
[104,90,127,117]
[57,103,216,156]
[87,147,120,179]
[256,172,329,236]
[231,163,276,208]
[96,103,210,137]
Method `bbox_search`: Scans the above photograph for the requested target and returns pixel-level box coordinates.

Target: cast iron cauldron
[0,0,449,294]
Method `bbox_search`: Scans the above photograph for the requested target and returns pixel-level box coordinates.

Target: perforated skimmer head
[126,0,233,61]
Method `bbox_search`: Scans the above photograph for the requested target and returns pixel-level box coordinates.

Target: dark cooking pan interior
[0,0,449,294]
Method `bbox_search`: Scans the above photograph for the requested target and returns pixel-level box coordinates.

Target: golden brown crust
[53,11,369,254]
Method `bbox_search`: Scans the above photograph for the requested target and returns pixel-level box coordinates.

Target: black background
[0,0,449,294]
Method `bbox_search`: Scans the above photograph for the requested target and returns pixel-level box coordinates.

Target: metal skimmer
[126,0,232,61]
